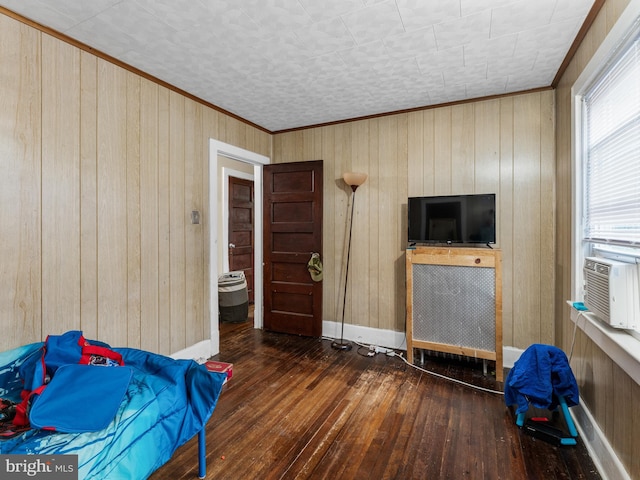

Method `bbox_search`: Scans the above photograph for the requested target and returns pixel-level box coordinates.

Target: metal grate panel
[412,263,495,351]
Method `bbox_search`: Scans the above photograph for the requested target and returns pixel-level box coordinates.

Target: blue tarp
[0,343,226,479]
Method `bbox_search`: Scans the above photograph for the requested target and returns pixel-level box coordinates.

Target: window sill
[568,302,640,385]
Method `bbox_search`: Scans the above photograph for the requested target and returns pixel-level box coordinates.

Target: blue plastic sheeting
[0,343,225,480]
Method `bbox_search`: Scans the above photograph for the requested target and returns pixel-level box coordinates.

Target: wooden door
[229,176,254,303]
[263,160,323,337]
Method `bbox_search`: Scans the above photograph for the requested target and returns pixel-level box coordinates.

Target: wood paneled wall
[555,0,639,478]
[273,90,556,348]
[0,13,271,354]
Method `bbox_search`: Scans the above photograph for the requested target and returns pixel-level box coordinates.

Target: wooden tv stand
[406,246,503,381]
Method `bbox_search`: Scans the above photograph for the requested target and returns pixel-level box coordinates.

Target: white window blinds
[583,29,640,246]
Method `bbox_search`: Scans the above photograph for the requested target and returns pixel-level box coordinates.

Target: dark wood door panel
[229,176,254,303]
[266,313,316,336]
[271,170,316,193]
[271,232,317,253]
[232,181,252,201]
[231,252,253,277]
[264,160,323,337]
[272,201,314,223]
[272,286,314,315]
[271,259,313,283]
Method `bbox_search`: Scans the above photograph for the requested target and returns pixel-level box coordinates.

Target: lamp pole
[332,172,367,351]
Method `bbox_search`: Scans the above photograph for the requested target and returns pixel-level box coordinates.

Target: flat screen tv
[408,194,496,245]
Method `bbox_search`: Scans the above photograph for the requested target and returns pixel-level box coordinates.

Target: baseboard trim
[323,322,525,370]
[322,320,407,350]
[503,346,523,369]
[170,340,212,361]
[570,401,631,480]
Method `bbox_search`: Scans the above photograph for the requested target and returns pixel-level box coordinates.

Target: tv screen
[408,194,496,245]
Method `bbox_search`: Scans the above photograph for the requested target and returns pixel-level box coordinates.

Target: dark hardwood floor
[151,319,601,480]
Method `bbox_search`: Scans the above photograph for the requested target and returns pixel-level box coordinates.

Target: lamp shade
[342,172,367,187]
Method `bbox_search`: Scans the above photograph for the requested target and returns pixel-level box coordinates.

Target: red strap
[12,385,46,427]
[80,345,124,366]
[11,391,31,427]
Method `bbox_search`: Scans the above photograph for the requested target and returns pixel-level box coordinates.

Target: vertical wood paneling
[605,0,629,30]
[321,125,337,321]
[499,97,515,347]
[434,108,452,194]
[41,35,81,334]
[1,11,272,357]
[273,92,554,343]
[126,72,141,348]
[201,106,216,340]
[555,66,573,344]
[169,91,186,352]
[184,99,204,348]
[407,111,424,197]
[539,93,555,345]
[612,364,633,469]
[350,121,370,327]
[274,131,302,163]
[512,94,543,347]
[451,104,475,193]
[474,99,500,194]
[140,78,159,352]
[376,116,398,331]
[367,119,381,328]
[334,123,351,323]
[80,51,98,340]
[157,86,172,354]
[301,128,316,160]
[97,60,128,346]
[395,114,409,331]
[224,117,245,148]
[423,110,436,196]
[0,15,41,347]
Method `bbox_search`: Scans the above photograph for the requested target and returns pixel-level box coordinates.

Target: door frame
[209,139,269,356]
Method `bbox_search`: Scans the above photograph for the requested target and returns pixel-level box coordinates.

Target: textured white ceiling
[0,0,595,132]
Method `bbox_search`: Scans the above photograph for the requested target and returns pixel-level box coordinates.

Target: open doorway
[209,140,269,357]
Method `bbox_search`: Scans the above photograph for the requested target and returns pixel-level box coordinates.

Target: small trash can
[218,271,248,323]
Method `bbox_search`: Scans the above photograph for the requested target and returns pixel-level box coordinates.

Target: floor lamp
[332,171,367,351]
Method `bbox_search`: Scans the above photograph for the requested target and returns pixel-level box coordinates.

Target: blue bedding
[0,343,225,479]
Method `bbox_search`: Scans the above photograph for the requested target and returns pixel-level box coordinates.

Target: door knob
[229,243,236,249]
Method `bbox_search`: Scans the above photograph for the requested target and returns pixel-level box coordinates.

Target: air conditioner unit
[583,257,640,329]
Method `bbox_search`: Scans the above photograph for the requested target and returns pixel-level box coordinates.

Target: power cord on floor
[396,351,504,395]
[347,339,504,396]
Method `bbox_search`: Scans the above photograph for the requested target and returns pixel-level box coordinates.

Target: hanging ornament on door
[307,253,323,282]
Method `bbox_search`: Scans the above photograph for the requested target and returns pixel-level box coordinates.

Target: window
[574,7,640,339]
[582,28,640,248]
